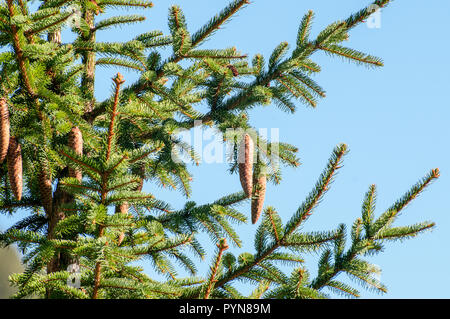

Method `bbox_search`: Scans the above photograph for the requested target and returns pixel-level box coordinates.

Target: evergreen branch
[269,42,289,70]
[362,184,376,236]
[180,53,247,60]
[203,238,229,299]
[128,145,164,164]
[92,224,107,299]
[5,214,47,233]
[387,168,440,214]
[318,44,383,67]
[191,0,249,47]
[290,70,326,97]
[58,149,102,176]
[106,194,154,205]
[248,280,271,299]
[59,181,100,192]
[282,231,341,251]
[94,15,146,31]
[212,243,278,292]
[370,168,440,237]
[344,263,387,294]
[267,208,280,243]
[310,169,439,292]
[96,58,144,72]
[24,11,72,37]
[284,144,348,236]
[326,280,360,298]
[6,0,42,120]
[144,235,193,255]
[106,73,125,162]
[374,222,435,241]
[345,0,392,29]
[0,200,41,212]
[106,179,140,193]
[297,10,314,46]
[100,0,153,8]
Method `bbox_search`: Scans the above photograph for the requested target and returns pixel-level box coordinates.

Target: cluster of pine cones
[238,133,266,224]
[0,98,83,216]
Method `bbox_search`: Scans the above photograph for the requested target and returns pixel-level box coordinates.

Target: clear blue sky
[1,0,449,298]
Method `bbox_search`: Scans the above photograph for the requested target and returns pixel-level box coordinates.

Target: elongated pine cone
[39,168,53,216]
[238,134,254,198]
[0,98,10,163]
[117,232,125,246]
[116,202,129,246]
[68,126,83,182]
[7,137,22,201]
[251,173,266,224]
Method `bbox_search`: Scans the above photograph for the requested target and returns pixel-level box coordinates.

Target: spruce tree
[0,0,440,299]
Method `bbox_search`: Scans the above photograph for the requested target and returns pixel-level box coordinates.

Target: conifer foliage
[0,0,440,299]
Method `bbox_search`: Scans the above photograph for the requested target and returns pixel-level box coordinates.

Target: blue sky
[1,0,449,298]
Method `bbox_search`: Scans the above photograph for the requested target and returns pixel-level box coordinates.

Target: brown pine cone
[0,98,10,163]
[238,134,254,198]
[117,232,125,246]
[116,202,129,246]
[39,168,53,216]
[251,173,266,224]
[226,64,239,77]
[68,126,83,182]
[7,137,22,201]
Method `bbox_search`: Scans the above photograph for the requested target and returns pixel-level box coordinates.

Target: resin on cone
[68,126,83,182]
[7,137,22,201]
[0,98,10,163]
[251,173,266,224]
[238,134,254,198]
[39,168,53,216]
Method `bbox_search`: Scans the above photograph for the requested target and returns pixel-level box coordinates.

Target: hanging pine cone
[116,202,129,246]
[117,232,125,246]
[68,126,83,182]
[7,137,22,201]
[238,134,254,198]
[39,168,53,216]
[251,173,266,224]
[0,98,10,163]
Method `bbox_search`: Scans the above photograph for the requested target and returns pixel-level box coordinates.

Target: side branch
[106,73,125,162]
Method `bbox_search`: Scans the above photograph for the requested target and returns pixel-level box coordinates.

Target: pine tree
[0,0,440,299]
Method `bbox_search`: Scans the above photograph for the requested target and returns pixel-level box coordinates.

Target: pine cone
[116,202,129,246]
[238,134,254,198]
[68,126,83,182]
[7,137,22,201]
[39,168,53,216]
[117,232,125,246]
[251,173,266,224]
[226,64,239,77]
[0,98,10,163]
